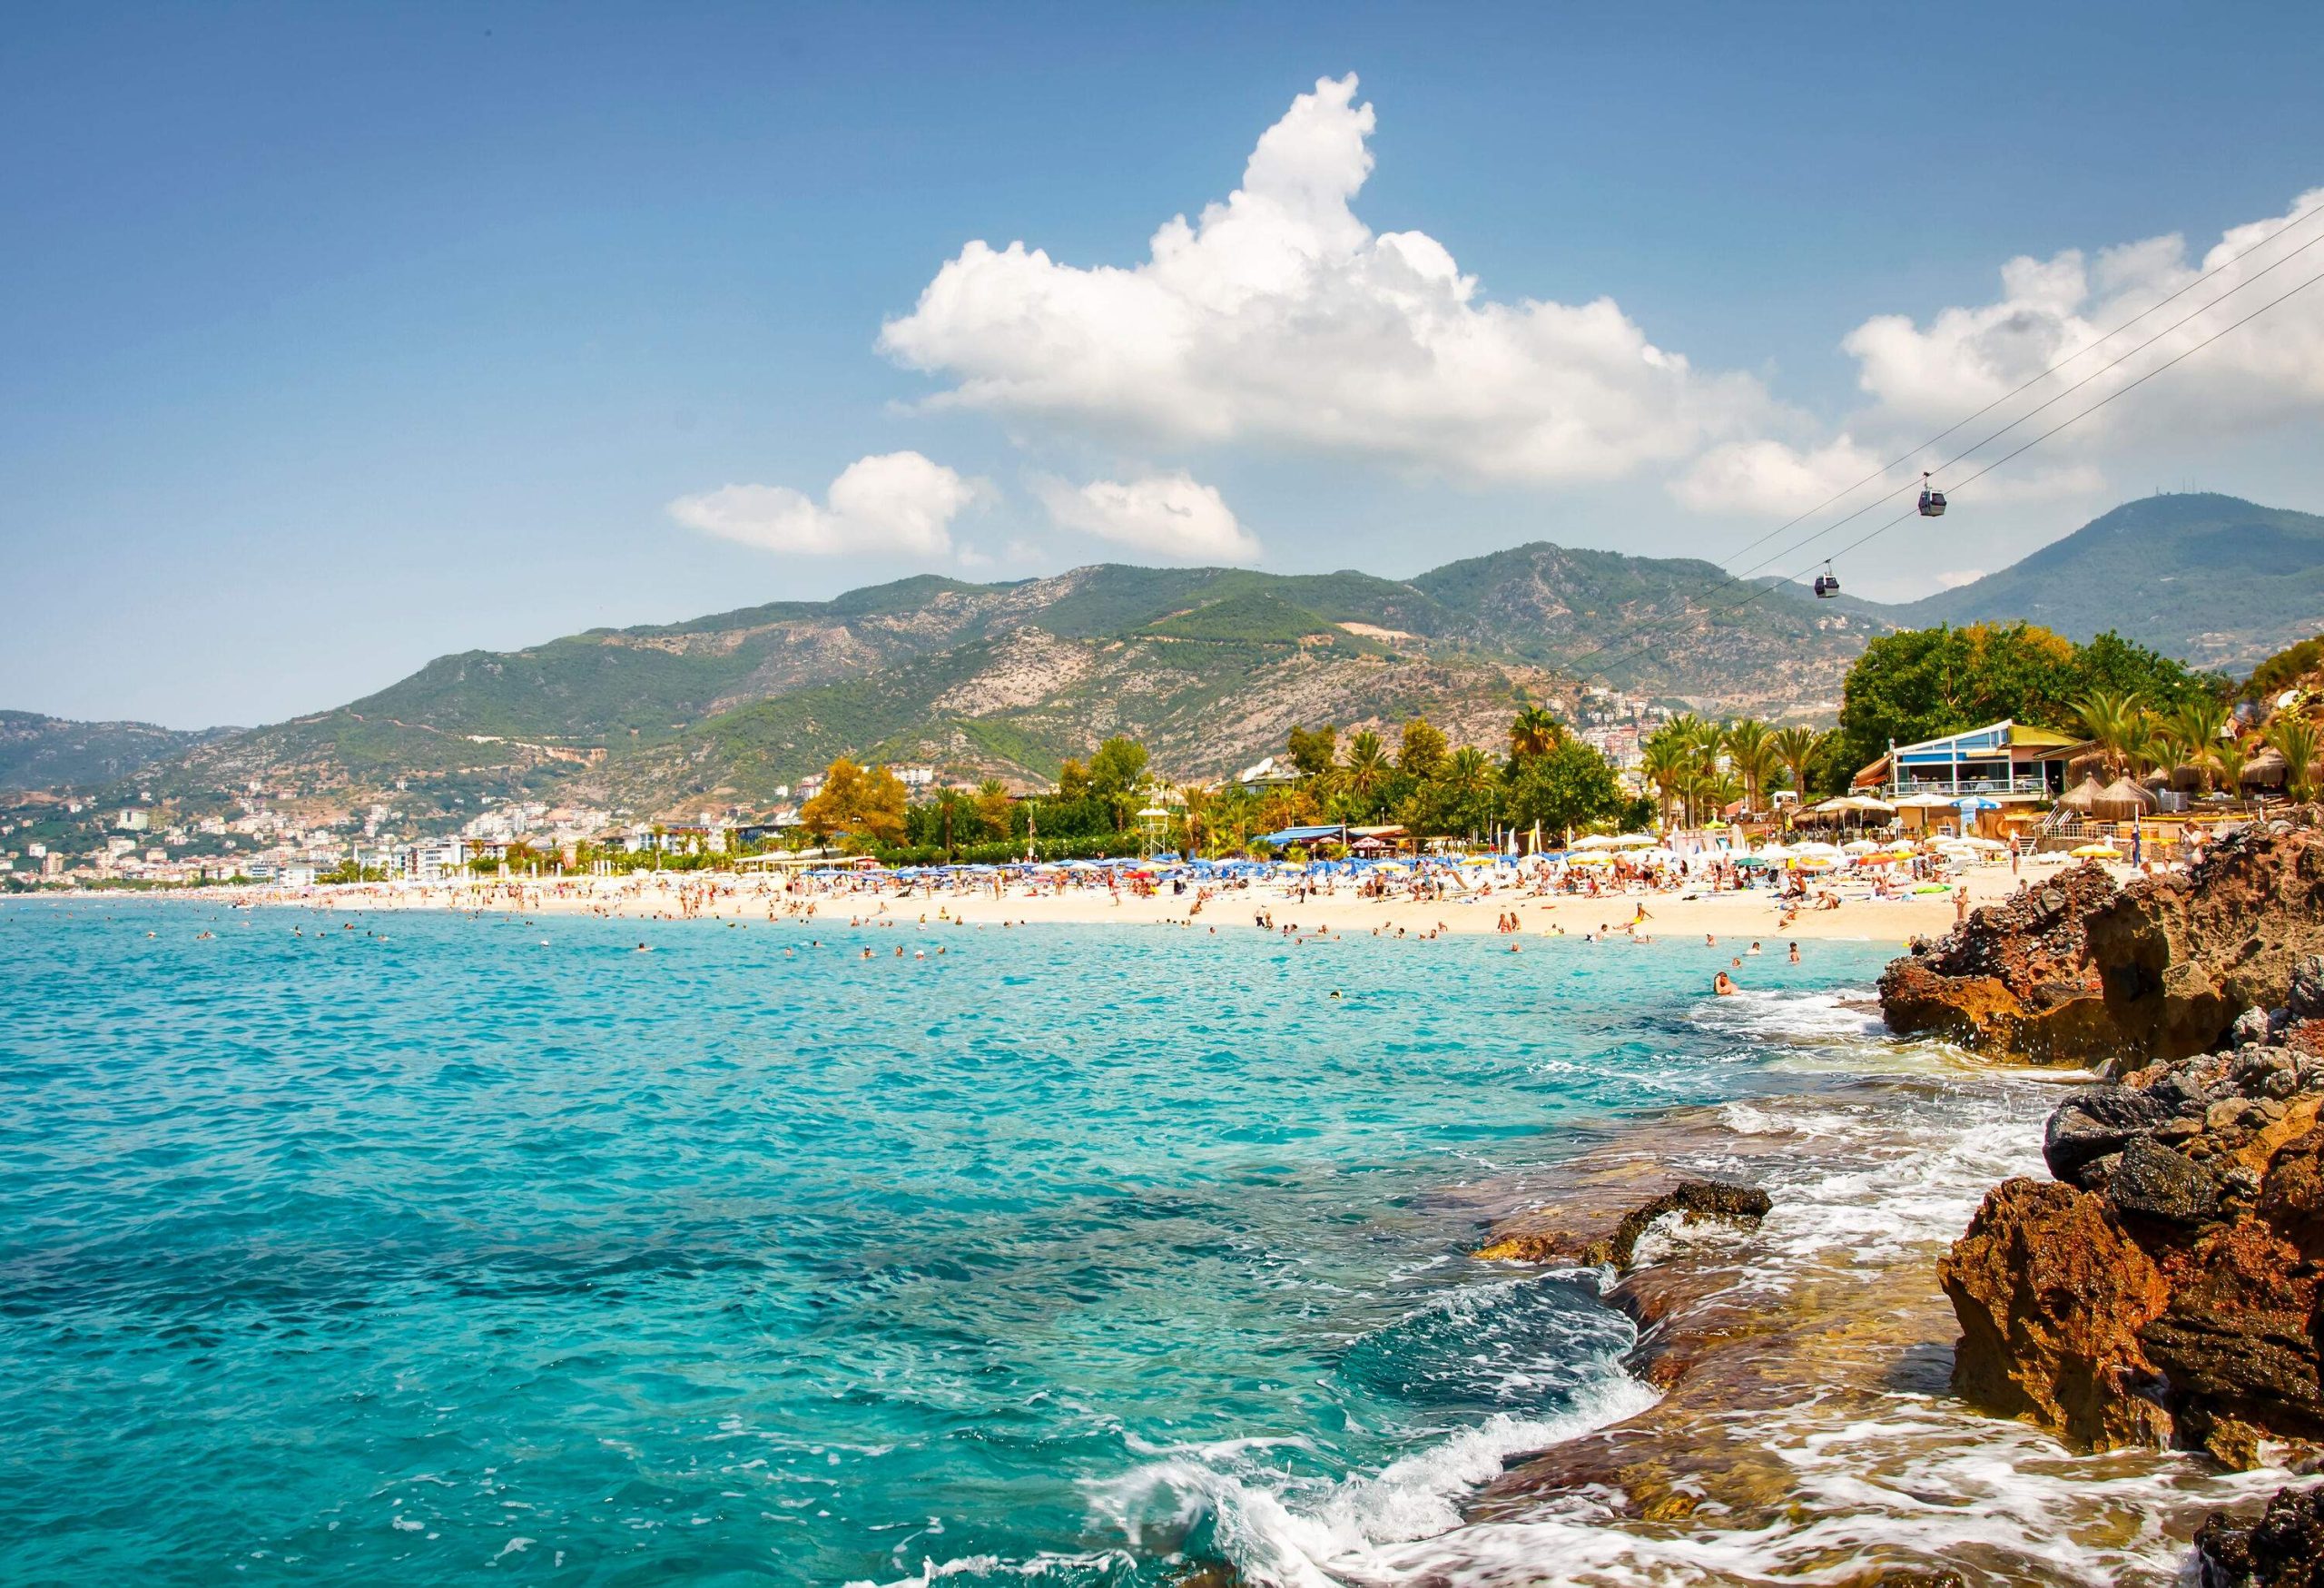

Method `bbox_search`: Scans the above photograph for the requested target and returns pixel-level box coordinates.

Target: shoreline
[1406,1054,2291,1585]
[6,878,2279,1583]
[15,857,2139,946]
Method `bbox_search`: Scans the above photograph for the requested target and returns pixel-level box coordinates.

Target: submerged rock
[2196,1481,2324,1586]
[1474,1176,1771,1270]
[1590,1178,1772,1270]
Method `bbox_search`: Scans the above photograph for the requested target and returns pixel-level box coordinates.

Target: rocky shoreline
[1880,817,2324,1583]
[1432,822,2324,1584]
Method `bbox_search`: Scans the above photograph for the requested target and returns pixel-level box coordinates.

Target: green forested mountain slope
[0,712,239,793]
[43,492,2324,819]
[1894,493,2324,670]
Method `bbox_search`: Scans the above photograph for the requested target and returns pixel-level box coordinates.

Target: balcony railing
[1886,774,2053,797]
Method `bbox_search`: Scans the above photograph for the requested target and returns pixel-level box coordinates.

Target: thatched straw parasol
[2054,774,2107,814]
[2093,776,2158,820]
[2242,747,2289,788]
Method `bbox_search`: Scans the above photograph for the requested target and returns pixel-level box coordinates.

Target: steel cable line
[1715,194,2324,570]
[1545,221,2324,686]
[1571,261,2324,689]
[1718,226,2324,591]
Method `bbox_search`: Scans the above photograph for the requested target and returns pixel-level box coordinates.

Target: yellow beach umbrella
[1565,851,1617,866]
[2071,843,2122,860]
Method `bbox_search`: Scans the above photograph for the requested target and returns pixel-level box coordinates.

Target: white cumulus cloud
[1035,472,1261,563]
[879,74,1770,485]
[667,451,987,557]
[1679,188,2324,517]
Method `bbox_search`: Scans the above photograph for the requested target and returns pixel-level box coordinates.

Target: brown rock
[1475,1177,1770,1271]
[2195,1480,2324,1587]
[1938,1178,2172,1451]
[1882,825,2324,1070]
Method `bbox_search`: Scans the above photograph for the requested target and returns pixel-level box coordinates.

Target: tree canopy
[1833,622,2217,778]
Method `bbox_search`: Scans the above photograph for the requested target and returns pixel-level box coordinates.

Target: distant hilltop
[1892,492,2324,673]
[0,712,241,795]
[8,491,2320,821]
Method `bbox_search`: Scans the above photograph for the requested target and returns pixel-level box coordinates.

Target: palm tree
[1721,718,1779,814]
[1509,706,1564,761]
[2162,697,2232,792]
[1338,725,1384,814]
[2270,718,2320,802]
[2074,689,2147,781]
[1770,725,1822,814]
[2214,735,2248,799]
[2121,714,2165,779]
[1640,736,1690,829]
[1443,745,1496,795]
[1178,784,1213,858]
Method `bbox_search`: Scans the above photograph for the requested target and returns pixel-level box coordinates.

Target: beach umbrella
[1611,833,1658,848]
[2072,842,2123,859]
[1841,839,1879,853]
[1565,851,1617,867]
[2093,778,2158,821]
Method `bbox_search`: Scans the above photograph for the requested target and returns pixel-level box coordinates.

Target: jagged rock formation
[2197,1481,2324,1586]
[1941,1004,2324,1465]
[1881,820,2324,1069]
[1474,1177,1771,1270]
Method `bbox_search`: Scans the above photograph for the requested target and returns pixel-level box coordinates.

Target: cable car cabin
[1813,573,1840,598]
[1918,487,1947,517]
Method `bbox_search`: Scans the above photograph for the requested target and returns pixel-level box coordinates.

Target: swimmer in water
[1713,971,1737,995]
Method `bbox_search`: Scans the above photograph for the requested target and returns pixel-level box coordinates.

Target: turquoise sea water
[0,902,1896,1586]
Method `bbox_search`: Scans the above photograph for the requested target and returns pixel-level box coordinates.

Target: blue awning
[1255,824,1347,846]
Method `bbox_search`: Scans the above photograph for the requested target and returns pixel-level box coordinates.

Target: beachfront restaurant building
[1855,720,2083,809]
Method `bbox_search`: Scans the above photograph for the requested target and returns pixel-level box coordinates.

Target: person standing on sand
[1955,885,1970,925]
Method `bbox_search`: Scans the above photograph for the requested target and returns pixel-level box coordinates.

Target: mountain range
[11,491,2320,823]
[0,712,240,795]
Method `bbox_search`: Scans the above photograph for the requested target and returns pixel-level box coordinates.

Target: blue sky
[5,2,2322,727]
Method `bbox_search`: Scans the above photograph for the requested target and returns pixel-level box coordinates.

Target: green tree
[1721,718,1779,813]
[973,778,1015,839]
[2073,689,2148,781]
[1397,717,1448,780]
[1056,759,1093,800]
[1771,725,1823,811]
[1508,705,1564,762]
[1341,729,1391,814]
[1504,739,1623,838]
[2155,696,2231,791]
[1286,723,1339,778]
[1640,735,1691,827]
[800,758,909,850]
[2271,718,2320,802]
[1088,736,1149,799]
